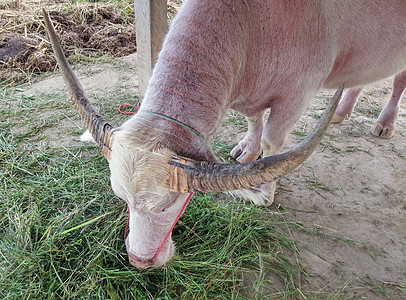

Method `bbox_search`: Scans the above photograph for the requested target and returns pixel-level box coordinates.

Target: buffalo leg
[331,87,363,123]
[230,111,264,163]
[259,96,309,206]
[371,70,406,138]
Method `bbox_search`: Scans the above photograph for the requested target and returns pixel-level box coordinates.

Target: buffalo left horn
[168,85,344,193]
[42,9,115,160]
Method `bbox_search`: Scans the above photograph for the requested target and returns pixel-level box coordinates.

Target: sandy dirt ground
[17,53,406,298]
[272,86,406,298]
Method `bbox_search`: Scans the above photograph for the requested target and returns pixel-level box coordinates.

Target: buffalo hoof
[258,181,276,206]
[230,141,260,163]
[265,191,275,206]
[245,181,276,206]
[331,111,349,124]
[370,122,395,139]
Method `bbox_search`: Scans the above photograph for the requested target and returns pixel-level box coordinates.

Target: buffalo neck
[139,0,249,141]
[124,113,218,162]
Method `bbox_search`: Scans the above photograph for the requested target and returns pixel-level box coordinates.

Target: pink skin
[230,112,264,163]
[332,70,406,138]
[331,88,364,123]
[125,193,190,269]
[230,112,277,205]
[111,1,406,268]
[371,71,406,138]
[236,71,406,203]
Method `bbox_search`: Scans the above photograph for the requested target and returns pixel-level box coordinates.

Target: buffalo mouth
[127,251,154,269]
[125,236,174,269]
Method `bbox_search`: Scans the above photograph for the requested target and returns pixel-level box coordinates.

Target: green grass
[1,84,307,299]
[354,95,382,119]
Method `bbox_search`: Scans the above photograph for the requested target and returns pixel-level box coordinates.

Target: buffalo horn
[42,9,115,160]
[168,85,344,193]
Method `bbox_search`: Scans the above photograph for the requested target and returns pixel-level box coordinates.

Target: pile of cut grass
[1,86,306,299]
[0,0,137,86]
[0,0,182,87]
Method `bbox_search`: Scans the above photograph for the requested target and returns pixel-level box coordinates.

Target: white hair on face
[109,130,176,212]
[80,130,96,143]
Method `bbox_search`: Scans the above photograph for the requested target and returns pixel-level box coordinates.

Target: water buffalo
[43,0,406,269]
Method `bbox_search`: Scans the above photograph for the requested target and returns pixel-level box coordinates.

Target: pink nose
[127,251,154,269]
[125,236,174,268]
[125,238,155,269]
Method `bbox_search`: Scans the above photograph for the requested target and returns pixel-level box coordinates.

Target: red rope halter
[124,193,193,260]
[118,103,141,114]
[119,102,194,261]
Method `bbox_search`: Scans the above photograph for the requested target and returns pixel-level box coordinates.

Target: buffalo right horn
[168,85,344,193]
[42,9,115,160]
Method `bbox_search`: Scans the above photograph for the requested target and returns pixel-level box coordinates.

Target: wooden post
[135,0,167,100]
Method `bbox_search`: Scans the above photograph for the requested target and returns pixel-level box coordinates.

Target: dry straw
[0,0,137,86]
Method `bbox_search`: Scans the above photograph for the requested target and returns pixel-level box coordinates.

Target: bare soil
[0,0,136,85]
[274,86,406,299]
[0,0,182,86]
[16,53,406,299]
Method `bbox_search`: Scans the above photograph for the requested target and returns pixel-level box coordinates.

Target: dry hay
[0,0,137,86]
